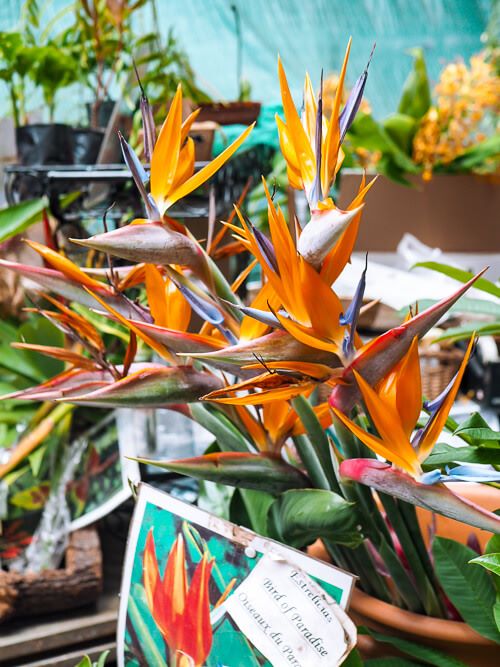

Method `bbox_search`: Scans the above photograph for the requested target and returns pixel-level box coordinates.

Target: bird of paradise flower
[143,527,239,666]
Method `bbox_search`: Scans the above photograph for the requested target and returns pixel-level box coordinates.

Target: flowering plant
[344,48,500,183]
[2,40,500,645]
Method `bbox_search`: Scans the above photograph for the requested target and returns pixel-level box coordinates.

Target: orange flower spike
[143,529,160,613]
[417,336,475,462]
[145,264,168,328]
[376,336,421,439]
[179,553,214,666]
[321,38,351,195]
[160,534,188,648]
[234,405,268,451]
[277,56,316,194]
[150,84,183,214]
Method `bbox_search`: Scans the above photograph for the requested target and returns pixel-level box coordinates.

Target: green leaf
[229,488,275,534]
[134,452,309,494]
[128,584,167,667]
[74,657,92,667]
[0,197,47,243]
[414,262,500,299]
[453,413,500,444]
[18,317,65,379]
[96,651,110,667]
[423,443,500,467]
[433,537,500,643]
[341,648,364,667]
[397,47,431,120]
[469,553,500,577]
[28,444,46,477]
[190,403,252,453]
[267,488,363,549]
[365,628,468,666]
[383,113,417,154]
[433,322,500,343]
[292,395,338,490]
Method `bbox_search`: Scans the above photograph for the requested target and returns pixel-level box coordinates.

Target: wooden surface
[0,592,118,666]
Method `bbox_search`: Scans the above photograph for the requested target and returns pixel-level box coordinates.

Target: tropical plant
[67,0,150,127]
[1,41,499,646]
[344,48,500,183]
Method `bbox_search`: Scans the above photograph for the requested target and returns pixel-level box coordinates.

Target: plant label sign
[223,554,356,666]
[117,483,357,667]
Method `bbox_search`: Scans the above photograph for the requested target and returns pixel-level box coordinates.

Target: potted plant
[336,47,499,252]
[196,3,261,125]
[68,0,148,129]
[1,42,499,665]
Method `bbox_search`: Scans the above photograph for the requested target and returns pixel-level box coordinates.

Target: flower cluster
[413,51,500,179]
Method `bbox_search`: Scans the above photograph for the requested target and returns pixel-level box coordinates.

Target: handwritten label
[224,555,356,667]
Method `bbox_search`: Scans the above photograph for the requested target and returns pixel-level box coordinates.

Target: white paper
[224,555,356,667]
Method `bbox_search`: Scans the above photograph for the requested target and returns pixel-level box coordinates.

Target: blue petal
[445,464,500,483]
[420,470,445,485]
[339,254,368,357]
[118,132,159,220]
[248,218,280,275]
[339,44,375,143]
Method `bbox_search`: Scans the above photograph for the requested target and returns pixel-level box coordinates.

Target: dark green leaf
[433,537,500,643]
[365,628,468,666]
[267,488,363,548]
[397,47,431,119]
[134,452,309,494]
[423,443,500,467]
[453,413,500,444]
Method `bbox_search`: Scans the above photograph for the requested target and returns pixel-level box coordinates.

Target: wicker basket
[419,346,464,400]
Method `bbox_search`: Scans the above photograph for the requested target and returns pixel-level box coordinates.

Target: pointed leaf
[132,452,309,493]
[57,365,223,408]
[414,262,500,299]
[433,537,500,643]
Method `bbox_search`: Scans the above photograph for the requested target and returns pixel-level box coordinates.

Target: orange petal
[377,336,421,439]
[277,57,316,192]
[151,84,183,212]
[143,529,159,612]
[418,336,475,461]
[179,553,213,665]
[145,264,167,328]
[331,407,420,475]
[25,240,113,293]
[164,124,254,211]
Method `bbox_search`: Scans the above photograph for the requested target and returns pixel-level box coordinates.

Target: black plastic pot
[86,99,116,129]
[16,123,75,166]
[72,127,104,164]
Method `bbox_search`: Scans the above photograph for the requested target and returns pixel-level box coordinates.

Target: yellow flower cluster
[413,52,499,180]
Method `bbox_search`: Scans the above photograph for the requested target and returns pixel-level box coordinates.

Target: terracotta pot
[309,483,500,666]
[337,170,500,252]
[196,101,261,125]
